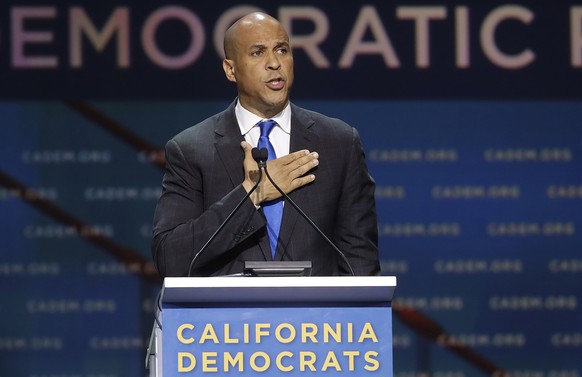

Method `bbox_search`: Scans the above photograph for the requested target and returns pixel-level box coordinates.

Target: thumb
[241,140,253,154]
[241,141,256,164]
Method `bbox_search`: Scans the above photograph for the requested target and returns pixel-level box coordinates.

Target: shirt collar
[236,100,292,136]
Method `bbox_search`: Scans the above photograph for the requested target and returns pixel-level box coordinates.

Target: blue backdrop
[1,1,581,376]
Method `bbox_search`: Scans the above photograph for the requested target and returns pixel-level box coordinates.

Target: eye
[251,50,263,57]
[277,47,288,55]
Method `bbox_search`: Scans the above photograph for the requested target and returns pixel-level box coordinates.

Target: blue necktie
[257,119,283,258]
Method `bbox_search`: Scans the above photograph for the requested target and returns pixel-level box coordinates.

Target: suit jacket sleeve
[334,127,380,276]
[151,137,264,277]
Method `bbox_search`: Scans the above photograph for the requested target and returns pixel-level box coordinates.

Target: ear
[222,59,236,82]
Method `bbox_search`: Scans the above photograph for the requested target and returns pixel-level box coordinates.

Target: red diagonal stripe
[0,170,162,285]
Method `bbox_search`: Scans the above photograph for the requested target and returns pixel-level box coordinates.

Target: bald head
[223,12,287,59]
[221,12,294,118]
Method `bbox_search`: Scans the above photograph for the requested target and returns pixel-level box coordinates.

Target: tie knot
[258,119,277,138]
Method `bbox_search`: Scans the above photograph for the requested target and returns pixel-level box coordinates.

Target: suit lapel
[276,105,317,260]
[214,101,244,186]
[214,100,272,260]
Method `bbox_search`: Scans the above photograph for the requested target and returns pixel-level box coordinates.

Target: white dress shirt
[235,100,291,158]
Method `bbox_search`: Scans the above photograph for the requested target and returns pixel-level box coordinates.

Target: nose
[266,52,281,70]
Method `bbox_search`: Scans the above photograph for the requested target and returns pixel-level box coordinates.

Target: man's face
[223,18,294,118]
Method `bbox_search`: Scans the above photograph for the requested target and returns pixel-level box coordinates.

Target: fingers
[240,144,319,203]
[275,150,318,179]
[265,150,318,195]
[278,149,318,169]
[293,151,319,175]
[278,149,310,163]
[288,172,316,190]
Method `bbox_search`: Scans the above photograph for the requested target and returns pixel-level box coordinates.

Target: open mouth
[266,78,285,90]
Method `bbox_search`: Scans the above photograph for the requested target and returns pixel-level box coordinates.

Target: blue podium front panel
[162,306,393,376]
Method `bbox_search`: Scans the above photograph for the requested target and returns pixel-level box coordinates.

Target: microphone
[258,147,355,276]
[254,147,268,169]
[187,147,264,277]
[251,148,269,167]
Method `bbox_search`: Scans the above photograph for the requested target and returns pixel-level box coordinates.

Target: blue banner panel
[2,1,582,376]
[1,99,581,376]
[162,306,393,376]
[1,1,581,99]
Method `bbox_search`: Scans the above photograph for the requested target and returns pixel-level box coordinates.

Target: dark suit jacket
[152,100,380,277]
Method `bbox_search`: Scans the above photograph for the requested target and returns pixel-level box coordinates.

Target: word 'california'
[174,321,384,373]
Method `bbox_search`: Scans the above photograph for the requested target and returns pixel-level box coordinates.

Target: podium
[147,276,396,376]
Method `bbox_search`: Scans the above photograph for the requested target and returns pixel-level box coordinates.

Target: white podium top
[161,276,396,305]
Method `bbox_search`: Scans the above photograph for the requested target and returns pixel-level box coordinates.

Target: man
[152,12,380,277]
